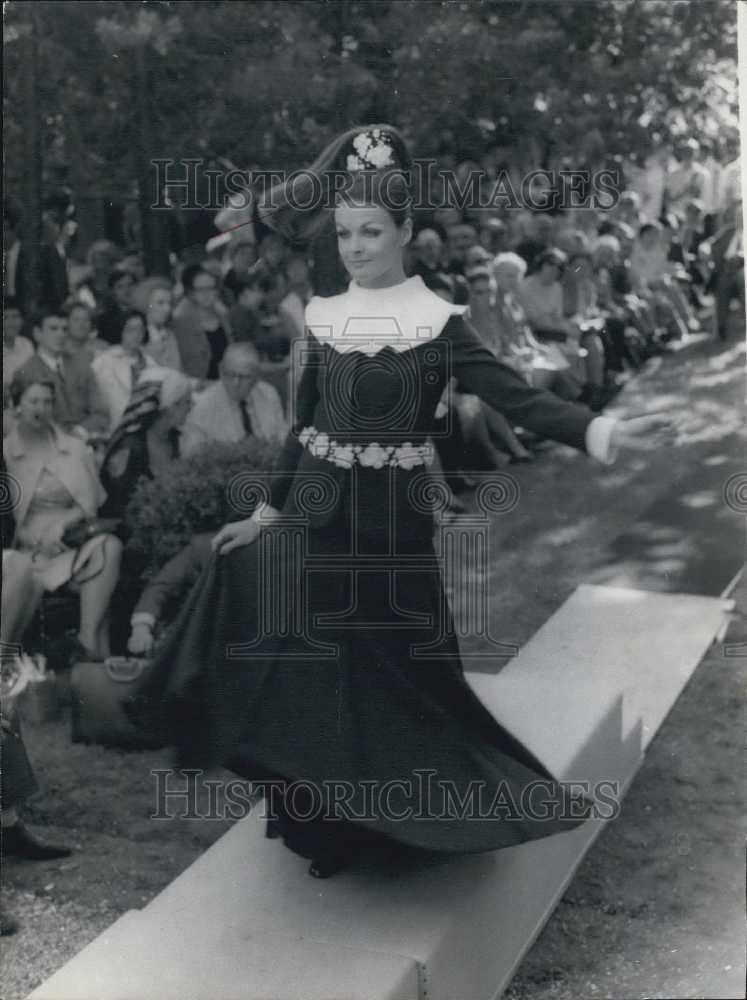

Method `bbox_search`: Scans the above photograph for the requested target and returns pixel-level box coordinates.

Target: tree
[3,0,738,259]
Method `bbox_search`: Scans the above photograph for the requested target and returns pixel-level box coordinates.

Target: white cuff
[585,416,619,465]
[131,613,156,629]
[250,502,268,524]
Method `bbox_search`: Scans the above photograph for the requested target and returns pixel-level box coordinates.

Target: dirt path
[2,337,745,999]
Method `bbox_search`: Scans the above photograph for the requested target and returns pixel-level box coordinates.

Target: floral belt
[298,426,434,470]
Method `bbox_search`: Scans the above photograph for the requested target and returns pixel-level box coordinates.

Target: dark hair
[285,252,309,273]
[234,272,268,296]
[466,267,492,284]
[4,196,23,231]
[258,124,413,244]
[182,264,214,292]
[9,371,55,408]
[420,270,455,298]
[535,247,568,272]
[108,268,135,289]
[33,308,66,328]
[115,309,147,342]
[66,300,92,316]
[639,222,661,238]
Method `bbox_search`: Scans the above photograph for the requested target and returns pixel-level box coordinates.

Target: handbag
[61,517,122,550]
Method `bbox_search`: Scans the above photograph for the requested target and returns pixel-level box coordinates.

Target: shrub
[124,437,280,580]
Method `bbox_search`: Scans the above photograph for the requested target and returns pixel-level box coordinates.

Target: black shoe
[308,853,351,879]
[0,905,18,936]
[2,822,72,861]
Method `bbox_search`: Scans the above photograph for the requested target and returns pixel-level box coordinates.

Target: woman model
[135,126,668,878]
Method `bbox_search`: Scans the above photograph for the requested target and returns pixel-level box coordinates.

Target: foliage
[3,1,739,234]
[124,437,279,579]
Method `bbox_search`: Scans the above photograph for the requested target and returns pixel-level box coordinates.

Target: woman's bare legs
[78,534,122,658]
[1,550,44,647]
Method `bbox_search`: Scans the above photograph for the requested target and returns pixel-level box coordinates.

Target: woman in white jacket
[91,310,159,433]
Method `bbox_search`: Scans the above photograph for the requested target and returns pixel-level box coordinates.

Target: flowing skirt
[133,511,591,858]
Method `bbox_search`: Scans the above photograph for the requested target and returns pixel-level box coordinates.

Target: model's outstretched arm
[449,316,671,462]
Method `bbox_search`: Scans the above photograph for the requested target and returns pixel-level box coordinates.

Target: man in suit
[14,310,109,440]
[3,197,70,315]
[179,341,287,458]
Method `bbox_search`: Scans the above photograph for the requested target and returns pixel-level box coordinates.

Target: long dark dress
[135,277,600,858]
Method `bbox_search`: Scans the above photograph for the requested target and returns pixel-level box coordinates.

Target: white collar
[305,274,466,356]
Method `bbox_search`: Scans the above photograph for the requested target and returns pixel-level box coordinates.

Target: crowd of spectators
[0,131,742,935]
[1,132,742,698]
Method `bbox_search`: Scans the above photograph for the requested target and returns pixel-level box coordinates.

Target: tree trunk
[21,5,42,310]
[134,44,171,277]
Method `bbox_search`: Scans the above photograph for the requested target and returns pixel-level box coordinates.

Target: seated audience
[74,239,122,313]
[666,138,710,220]
[478,217,508,256]
[705,200,744,340]
[131,277,183,371]
[3,300,34,397]
[222,236,259,303]
[99,367,194,517]
[66,302,108,365]
[229,273,269,345]
[1,495,73,938]
[519,248,607,409]
[513,213,555,268]
[15,309,109,440]
[445,223,478,277]
[279,254,313,341]
[630,222,693,340]
[253,232,289,313]
[463,267,532,462]
[410,229,451,288]
[173,264,231,380]
[611,190,645,231]
[127,532,213,656]
[180,342,287,458]
[492,253,581,400]
[669,199,709,308]
[4,373,122,660]
[592,237,648,369]
[91,310,160,433]
[97,269,136,346]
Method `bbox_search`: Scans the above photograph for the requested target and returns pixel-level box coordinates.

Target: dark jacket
[133,533,213,624]
[14,242,69,314]
[15,352,109,437]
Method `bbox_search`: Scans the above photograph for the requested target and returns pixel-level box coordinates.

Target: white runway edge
[29,584,735,1000]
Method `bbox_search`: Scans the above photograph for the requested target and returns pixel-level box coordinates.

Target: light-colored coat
[91,346,160,433]
[179,379,287,458]
[4,424,107,537]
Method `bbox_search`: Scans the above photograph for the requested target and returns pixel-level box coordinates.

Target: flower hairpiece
[346,128,396,172]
